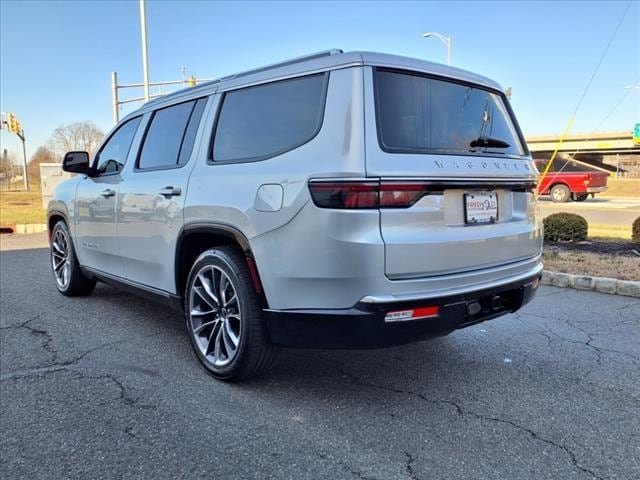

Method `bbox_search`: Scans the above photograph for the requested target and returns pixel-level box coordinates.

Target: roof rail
[141,49,343,108]
[219,49,344,82]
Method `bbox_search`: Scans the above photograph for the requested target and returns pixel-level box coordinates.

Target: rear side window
[138,98,207,170]
[212,73,327,162]
[374,69,525,157]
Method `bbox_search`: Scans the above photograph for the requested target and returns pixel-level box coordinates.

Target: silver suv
[48,50,542,380]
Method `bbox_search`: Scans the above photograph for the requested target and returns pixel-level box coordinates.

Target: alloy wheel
[189,265,242,367]
[51,229,71,289]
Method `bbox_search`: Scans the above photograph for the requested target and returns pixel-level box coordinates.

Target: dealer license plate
[464,192,498,224]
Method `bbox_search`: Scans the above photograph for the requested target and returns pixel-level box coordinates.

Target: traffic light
[6,113,17,133]
[186,75,197,87]
[5,113,22,135]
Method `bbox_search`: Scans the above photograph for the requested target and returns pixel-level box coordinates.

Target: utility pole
[19,129,28,190]
[139,0,150,102]
[111,71,119,124]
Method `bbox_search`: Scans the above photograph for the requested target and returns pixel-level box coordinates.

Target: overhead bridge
[526,131,637,155]
[526,131,640,177]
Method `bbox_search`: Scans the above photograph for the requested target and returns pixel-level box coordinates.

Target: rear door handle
[100,189,115,198]
[158,186,181,197]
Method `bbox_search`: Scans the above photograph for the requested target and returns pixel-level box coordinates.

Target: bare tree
[28,146,57,185]
[50,121,105,158]
[0,152,14,180]
[0,151,18,191]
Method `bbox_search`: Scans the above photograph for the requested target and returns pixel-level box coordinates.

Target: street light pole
[423,32,452,65]
[139,0,150,102]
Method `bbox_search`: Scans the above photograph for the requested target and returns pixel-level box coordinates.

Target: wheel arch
[47,210,68,239]
[175,223,266,304]
[549,182,570,192]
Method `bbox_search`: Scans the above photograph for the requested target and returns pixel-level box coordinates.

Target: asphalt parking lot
[1,234,639,480]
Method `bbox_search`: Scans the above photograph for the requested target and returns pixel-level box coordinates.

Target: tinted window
[375,69,525,157]
[178,98,207,165]
[213,73,327,162]
[535,158,594,173]
[95,116,141,175]
[138,100,196,170]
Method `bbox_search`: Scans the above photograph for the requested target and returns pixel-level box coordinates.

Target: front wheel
[185,247,277,381]
[50,221,96,296]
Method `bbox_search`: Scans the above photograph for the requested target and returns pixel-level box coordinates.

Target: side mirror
[62,151,90,174]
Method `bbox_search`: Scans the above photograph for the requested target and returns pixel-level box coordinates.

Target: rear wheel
[50,221,96,296]
[185,247,277,381]
[575,194,588,202]
[550,184,570,203]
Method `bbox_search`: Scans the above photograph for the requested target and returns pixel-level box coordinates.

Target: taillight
[309,180,431,209]
[379,182,430,208]
[307,182,378,209]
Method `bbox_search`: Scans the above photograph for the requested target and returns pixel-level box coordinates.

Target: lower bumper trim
[263,271,541,349]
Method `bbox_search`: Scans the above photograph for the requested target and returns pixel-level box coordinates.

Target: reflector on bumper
[384,306,440,322]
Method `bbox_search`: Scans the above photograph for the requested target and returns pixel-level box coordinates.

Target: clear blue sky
[1,0,638,163]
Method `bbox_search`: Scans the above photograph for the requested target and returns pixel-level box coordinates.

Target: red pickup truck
[535,159,609,202]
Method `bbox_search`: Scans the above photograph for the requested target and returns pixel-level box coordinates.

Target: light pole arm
[423,32,452,65]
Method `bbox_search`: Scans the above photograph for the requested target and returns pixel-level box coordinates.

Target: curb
[0,224,47,234]
[541,270,640,298]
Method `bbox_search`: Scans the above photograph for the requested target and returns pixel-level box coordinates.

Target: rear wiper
[469,136,510,149]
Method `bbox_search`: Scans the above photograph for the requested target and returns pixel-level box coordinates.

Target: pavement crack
[460,411,605,480]
[403,451,419,480]
[45,338,131,368]
[0,339,131,382]
[517,312,639,366]
[328,357,604,480]
[70,371,157,411]
[0,365,69,382]
[0,305,64,331]
[565,318,639,366]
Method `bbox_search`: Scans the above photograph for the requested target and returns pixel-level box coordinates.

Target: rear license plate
[464,192,498,224]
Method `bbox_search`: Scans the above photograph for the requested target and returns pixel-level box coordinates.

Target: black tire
[184,247,277,381]
[575,194,588,202]
[50,220,97,296]
[550,184,570,203]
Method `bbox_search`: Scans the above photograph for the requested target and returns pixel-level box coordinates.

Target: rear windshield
[374,69,525,157]
[535,158,599,173]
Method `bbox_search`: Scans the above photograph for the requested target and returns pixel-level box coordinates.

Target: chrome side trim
[359,262,543,304]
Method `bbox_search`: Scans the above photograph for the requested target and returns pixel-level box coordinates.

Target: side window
[178,98,207,165]
[212,73,327,162]
[94,116,142,175]
[138,97,207,170]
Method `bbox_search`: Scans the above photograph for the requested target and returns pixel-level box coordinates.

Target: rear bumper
[586,186,607,193]
[263,270,541,348]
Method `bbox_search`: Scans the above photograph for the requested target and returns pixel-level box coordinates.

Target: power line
[570,0,633,117]
[537,0,634,190]
[567,78,639,159]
